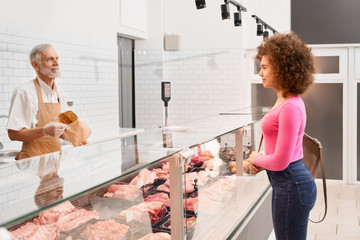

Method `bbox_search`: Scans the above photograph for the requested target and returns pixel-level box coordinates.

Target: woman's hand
[249,164,264,175]
[246,151,262,165]
[246,151,264,175]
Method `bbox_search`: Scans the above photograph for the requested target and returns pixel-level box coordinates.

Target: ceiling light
[257,24,263,36]
[252,15,277,36]
[234,12,241,26]
[195,0,206,9]
[221,3,230,20]
[263,31,269,39]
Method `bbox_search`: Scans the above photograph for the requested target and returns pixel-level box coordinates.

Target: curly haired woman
[246,32,316,240]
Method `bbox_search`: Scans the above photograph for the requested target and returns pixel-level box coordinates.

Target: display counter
[0,108,272,240]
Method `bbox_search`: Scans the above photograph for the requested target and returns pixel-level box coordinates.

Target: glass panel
[0,109,267,231]
[184,122,270,239]
[313,56,340,74]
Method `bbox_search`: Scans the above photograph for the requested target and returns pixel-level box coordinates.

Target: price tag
[126,210,134,222]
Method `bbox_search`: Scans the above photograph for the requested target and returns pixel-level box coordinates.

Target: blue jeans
[266,160,317,240]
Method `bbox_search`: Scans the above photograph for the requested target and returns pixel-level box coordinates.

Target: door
[118,36,135,128]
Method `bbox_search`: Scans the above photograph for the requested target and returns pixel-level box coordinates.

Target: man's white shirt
[7,76,68,131]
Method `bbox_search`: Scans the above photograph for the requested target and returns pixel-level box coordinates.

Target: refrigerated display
[0,109,272,239]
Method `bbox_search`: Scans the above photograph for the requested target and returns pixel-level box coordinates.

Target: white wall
[0,0,292,146]
[134,0,290,129]
[163,0,244,49]
[135,48,248,129]
[0,0,120,149]
[135,0,164,50]
[136,0,290,51]
[243,0,291,49]
[0,0,119,46]
[118,0,148,39]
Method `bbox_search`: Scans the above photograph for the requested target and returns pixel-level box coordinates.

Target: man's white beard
[39,64,61,78]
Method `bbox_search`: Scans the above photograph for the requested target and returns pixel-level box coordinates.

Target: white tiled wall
[0,30,119,149]
[135,48,250,130]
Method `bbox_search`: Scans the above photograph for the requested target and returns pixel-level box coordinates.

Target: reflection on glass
[34,172,64,207]
[254,59,261,74]
[162,131,173,148]
[313,56,339,74]
[254,56,340,74]
[15,151,63,208]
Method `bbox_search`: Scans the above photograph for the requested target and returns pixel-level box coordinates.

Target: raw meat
[157,178,195,194]
[191,146,214,165]
[138,232,171,240]
[103,184,141,201]
[10,222,58,240]
[79,219,130,240]
[129,169,158,188]
[199,176,235,202]
[37,200,75,224]
[168,216,196,228]
[57,209,100,231]
[160,162,190,173]
[151,168,169,180]
[184,197,198,211]
[117,201,167,224]
[144,192,170,206]
[201,158,223,171]
[184,171,208,186]
[157,183,170,193]
[229,161,236,173]
[196,170,209,186]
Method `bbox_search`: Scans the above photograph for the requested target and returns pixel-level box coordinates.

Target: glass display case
[0,109,271,240]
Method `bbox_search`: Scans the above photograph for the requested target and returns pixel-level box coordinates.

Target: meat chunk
[129,169,158,188]
[79,219,130,240]
[37,200,75,224]
[191,146,214,165]
[144,192,170,206]
[201,158,223,171]
[116,201,167,224]
[138,232,171,240]
[151,168,169,180]
[103,184,141,201]
[11,222,58,240]
[57,209,100,231]
[157,178,195,194]
[184,197,198,211]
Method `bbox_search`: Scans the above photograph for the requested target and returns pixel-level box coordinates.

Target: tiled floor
[268,180,360,240]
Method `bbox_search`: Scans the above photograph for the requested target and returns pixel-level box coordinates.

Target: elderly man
[7,44,69,160]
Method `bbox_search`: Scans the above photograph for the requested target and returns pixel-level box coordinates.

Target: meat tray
[59,218,131,240]
[127,227,170,240]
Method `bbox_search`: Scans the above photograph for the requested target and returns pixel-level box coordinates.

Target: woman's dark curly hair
[256,31,315,97]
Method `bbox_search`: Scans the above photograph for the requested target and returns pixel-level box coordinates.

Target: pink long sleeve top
[253,95,306,171]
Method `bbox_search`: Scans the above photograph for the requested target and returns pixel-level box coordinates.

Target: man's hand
[42,122,69,138]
